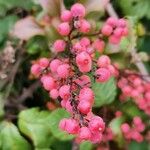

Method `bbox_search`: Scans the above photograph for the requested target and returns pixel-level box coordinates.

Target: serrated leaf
[18,108,52,148]
[48,108,74,141]
[92,77,117,107]
[0,122,31,150]
[79,141,93,150]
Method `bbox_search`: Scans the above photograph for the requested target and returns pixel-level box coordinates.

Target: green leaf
[109,117,125,147]
[128,141,149,150]
[92,77,117,107]
[118,0,150,19]
[18,108,52,148]
[79,141,93,150]
[0,15,18,43]
[0,122,31,150]
[0,0,34,17]
[26,36,48,55]
[48,108,74,141]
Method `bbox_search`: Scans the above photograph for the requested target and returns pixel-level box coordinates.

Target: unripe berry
[78,127,91,140]
[31,64,41,76]
[53,40,66,52]
[93,39,105,53]
[78,101,91,114]
[39,58,49,68]
[101,24,113,36]
[79,19,91,33]
[49,89,59,99]
[97,55,111,68]
[58,22,70,36]
[71,3,85,18]
[57,64,70,78]
[50,59,62,73]
[61,10,72,22]
[59,85,70,100]
[96,68,111,82]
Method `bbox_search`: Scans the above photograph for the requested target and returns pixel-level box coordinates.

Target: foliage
[0,0,149,149]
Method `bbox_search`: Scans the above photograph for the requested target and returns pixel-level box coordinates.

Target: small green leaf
[48,108,74,141]
[92,77,117,107]
[0,122,31,150]
[79,141,93,150]
[18,108,52,148]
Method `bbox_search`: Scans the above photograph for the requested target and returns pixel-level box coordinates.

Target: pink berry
[75,75,91,87]
[31,64,41,76]
[79,19,91,33]
[117,19,126,28]
[90,131,102,143]
[65,100,73,113]
[80,37,90,47]
[122,27,128,36]
[53,40,66,52]
[107,65,116,76]
[61,10,72,22]
[49,89,59,99]
[113,27,123,37]
[71,3,85,18]
[78,101,91,114]
[97,55,111,68]
[59,118,67,130]
[58,22,70,36]
[39,58,49,68]
[59,85,70,100]
[89,116,105,132]
[79,87,94,103]
[96,68,111,82]
[121,123,130,133]
[93,39,105,53]
[78,127,91,140]
[101,24,113,36]
[106,17,117,27]
[109,35,121,44]
[42,76,55,91]
[50,59,62,73]
[57,64,70,78]
[65,119,80,134]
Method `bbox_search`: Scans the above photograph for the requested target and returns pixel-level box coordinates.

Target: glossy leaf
[0,122,31,150]
[18,108,52,148]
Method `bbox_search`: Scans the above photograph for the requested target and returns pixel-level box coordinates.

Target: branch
[17,81,40,103]
[106,3,150,82]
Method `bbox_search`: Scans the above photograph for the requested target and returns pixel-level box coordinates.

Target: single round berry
[61,10,72,22]
[58,22,71,36]
[53,40,66,52]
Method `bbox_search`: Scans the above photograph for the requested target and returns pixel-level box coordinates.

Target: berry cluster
[121,116,145,142]
[118,71,150,115]
[102,17,128,44]
[31,3,128,143]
